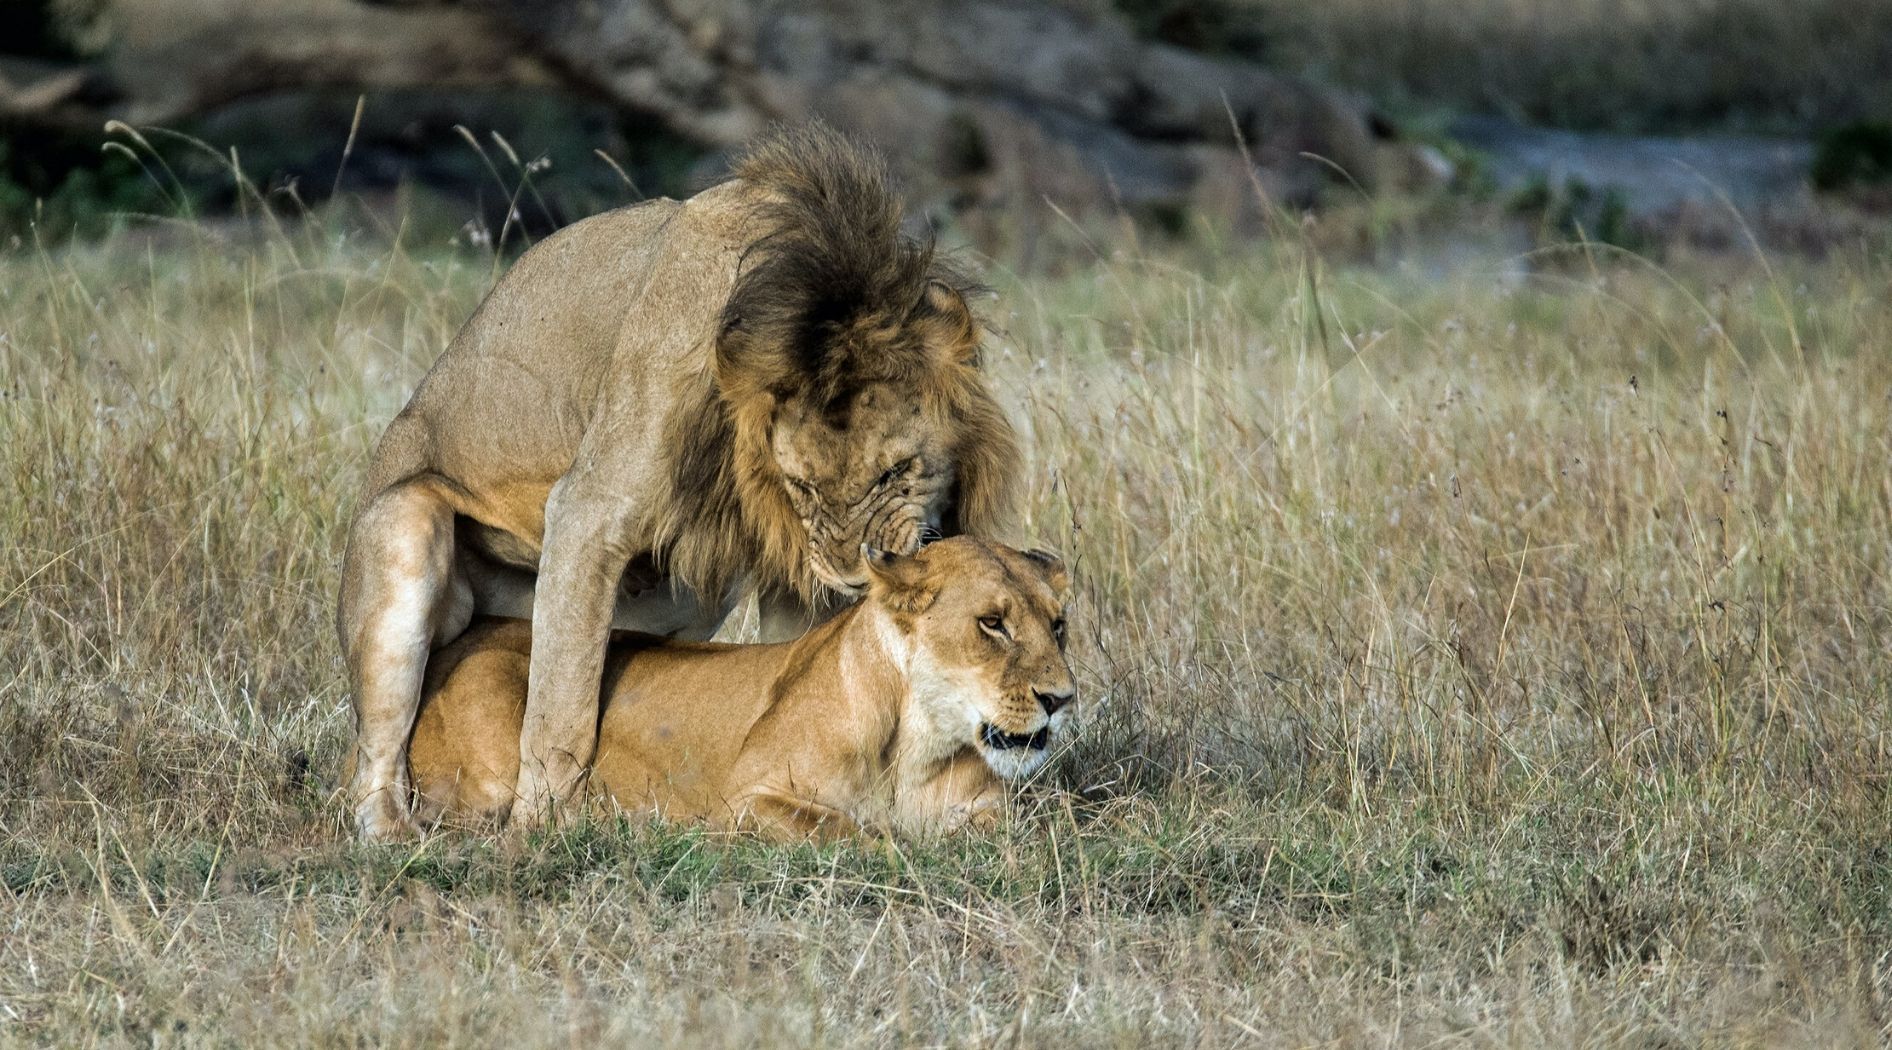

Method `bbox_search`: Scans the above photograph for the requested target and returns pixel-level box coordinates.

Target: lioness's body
[340,127,1020,840]
[409,619,991,837]
[407,539,1076,840]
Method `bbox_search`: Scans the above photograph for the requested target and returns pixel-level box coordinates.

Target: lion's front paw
[508,776,553,829]
[354,790,420,842]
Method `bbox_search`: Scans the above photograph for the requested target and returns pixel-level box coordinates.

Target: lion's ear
[863,544,939,615]
[918,280,978,365]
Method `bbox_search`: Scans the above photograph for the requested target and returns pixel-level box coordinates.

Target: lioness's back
[408,616,795,822]
[407,619,533,817]
[590,636,791,817]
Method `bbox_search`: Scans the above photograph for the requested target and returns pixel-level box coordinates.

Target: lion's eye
[1051,618,1067,644]
[877,457,915,489]
[977,614,1007,637]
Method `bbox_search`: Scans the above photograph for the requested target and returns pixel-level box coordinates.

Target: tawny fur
[404,539,1075,841]
[338,122,1022,839]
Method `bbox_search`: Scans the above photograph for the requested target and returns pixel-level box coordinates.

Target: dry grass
[3,211,1892,1046]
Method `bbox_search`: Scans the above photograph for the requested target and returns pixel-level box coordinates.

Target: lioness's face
[866,537,1076,780]
[774,382,955,595]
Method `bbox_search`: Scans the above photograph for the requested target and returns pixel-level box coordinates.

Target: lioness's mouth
[980,723,1049,751]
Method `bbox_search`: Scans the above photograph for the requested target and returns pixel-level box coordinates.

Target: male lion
[339,124,1020,840]
[402,538,1075,840]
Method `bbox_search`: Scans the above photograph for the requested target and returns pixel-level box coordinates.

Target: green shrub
[1810,121,1892,191]
[0,136,174,240]
[1112,0,1268,54]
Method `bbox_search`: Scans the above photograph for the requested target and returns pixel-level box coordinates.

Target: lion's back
[367,184,772,539]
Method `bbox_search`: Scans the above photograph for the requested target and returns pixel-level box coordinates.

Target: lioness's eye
[977,614,1006,636]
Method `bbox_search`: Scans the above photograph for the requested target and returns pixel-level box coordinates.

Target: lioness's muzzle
[980,723,1049,751]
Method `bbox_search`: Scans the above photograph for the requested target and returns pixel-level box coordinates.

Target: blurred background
[3,0,1889,261]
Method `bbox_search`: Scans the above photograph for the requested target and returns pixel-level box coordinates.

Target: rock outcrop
[3,0,1440,225]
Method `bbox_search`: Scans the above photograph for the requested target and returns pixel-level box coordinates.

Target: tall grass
[2,196,1890,1044]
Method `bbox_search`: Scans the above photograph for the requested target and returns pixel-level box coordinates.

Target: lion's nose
[1034,688,1074,716]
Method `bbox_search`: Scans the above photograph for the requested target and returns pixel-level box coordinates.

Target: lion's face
[773,382,956,595]
[866,538,1076,780]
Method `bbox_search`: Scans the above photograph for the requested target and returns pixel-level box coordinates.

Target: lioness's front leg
[900,749,1006,836]
[512,483,640,827]
[733,788,866,842]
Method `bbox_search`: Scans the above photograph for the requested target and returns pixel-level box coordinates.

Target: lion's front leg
[512,486,640,830]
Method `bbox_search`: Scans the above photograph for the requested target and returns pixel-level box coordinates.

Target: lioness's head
[864,537,1076,780]
[709,124,1020,600]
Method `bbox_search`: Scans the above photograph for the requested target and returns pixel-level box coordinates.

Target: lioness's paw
[946,797,1003,833]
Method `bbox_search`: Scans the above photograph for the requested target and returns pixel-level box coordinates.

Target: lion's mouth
[808,561,868,598]
[827,578,867,598]
[980,723,1050,751]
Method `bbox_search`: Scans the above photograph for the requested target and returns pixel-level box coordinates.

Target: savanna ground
[2,182,1891,1047]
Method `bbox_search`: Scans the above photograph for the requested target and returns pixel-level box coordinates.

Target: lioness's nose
[1035,688,1074,715]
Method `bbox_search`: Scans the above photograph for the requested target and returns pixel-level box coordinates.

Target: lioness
[339,124,1020,839]
[403,539,1075,840]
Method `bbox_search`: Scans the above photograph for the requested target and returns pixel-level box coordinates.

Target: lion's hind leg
[338,477,475,841]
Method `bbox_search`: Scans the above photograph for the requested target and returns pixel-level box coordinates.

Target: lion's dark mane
[656,122,1018,605]
[716,122,982,401]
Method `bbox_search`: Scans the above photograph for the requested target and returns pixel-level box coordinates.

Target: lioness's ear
[862,544,939,615]
[862,545,900,578]
[918,280,977,365]
[1020,547,1070,598]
